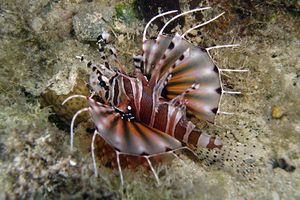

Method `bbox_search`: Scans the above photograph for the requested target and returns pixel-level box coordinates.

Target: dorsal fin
[149,33,190,86]
[142,35,172,78]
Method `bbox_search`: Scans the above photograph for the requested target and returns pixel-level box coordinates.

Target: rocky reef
[0,0,299,199]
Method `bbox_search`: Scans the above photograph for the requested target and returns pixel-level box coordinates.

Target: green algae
[115,2,137,25]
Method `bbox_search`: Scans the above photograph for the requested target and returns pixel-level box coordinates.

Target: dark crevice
[272,158,296,172]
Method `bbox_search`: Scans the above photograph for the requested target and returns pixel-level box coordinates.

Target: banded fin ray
[149,33,190,86]
[143,34,221,123]
[87,99,182,156]
[142,35,172,78]
[165,45,221,123]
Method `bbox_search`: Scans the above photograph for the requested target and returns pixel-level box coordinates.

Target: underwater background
[0,0,299,199]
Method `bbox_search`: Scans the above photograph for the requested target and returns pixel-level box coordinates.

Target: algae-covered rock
[115,2,137,25]
[73,10,113,41]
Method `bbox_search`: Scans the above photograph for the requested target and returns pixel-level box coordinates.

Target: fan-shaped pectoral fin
[87,98,184,184]
[163,46,222,123]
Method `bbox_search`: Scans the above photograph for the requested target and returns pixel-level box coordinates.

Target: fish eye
[100,80,106,87]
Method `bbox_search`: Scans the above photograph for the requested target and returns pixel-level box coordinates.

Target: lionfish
[62,7,247,185]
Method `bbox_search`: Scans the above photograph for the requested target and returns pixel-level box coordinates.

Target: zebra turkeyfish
[63,7,247,185]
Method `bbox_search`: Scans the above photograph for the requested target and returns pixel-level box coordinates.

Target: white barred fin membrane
[143,35,172,76]
[87,98,182,156]
[144,33,221,123]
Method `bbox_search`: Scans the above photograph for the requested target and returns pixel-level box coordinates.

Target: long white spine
[143,10,178,42]
[182,12,225,38]
[70,108,89,151]
[159,7,211,35]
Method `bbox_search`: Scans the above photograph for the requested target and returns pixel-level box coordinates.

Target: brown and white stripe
[104,72,222,150]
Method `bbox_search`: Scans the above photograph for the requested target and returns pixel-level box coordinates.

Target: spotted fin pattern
[144,33,221,123]
[143,35,172,78]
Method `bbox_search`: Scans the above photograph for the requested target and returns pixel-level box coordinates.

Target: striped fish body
[99,73,221,154]
[151,103,222,150]
[81,10,224,157]
[64,8,242,184]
